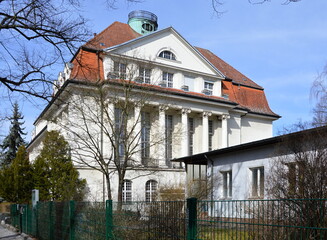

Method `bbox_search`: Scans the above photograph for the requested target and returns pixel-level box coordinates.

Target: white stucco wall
[241,115,273,143]
[209,145,275,200]
[79,167,185,202]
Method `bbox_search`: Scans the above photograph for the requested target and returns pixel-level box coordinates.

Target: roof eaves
[33,80,72,124]
[27,125,47,150]
[173,125,327,164]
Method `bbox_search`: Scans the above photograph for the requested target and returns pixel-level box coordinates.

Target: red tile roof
[70,22,279,118]
[84,21,141,50]
[196,47,262,89]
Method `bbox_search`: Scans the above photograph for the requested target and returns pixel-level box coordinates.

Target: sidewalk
[0,224,32,240]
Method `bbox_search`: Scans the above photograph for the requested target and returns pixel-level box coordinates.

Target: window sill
[156,56,182,64]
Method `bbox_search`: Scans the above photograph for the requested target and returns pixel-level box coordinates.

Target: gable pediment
[104,27,224,78]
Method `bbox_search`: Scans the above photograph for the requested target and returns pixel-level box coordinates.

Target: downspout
[101,81,105,202]
[98,50,105,202]
[204,154,214,216]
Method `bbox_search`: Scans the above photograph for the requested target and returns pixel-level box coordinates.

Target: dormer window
[159,50,176,61]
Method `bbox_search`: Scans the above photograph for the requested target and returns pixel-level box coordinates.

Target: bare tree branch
[0,0,90,100]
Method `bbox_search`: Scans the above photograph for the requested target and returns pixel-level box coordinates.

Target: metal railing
[10,198,327,240]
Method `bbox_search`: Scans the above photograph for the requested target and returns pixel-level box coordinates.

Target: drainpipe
[204,154,214,216]
[97,50,106,202]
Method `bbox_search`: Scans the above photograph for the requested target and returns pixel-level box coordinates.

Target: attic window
[159,50,176,61]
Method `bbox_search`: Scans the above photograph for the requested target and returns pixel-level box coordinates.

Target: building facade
[175,126,327,200]
[27,11,279,201]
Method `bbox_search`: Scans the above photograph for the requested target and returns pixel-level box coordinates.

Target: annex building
[27,11,279,201]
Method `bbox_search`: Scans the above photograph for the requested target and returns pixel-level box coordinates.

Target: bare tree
[49,58,183,205]
[311,66,327,127]
[263,125,327,239]
[0,0,89,100]
[269,124,327,199]
[211,0,302,16]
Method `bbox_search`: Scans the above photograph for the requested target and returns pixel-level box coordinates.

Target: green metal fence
[10,198,327,240]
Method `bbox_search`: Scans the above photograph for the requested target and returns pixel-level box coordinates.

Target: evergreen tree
[33,131,87,201]
[1,102,26,166]
[0,146,33,203]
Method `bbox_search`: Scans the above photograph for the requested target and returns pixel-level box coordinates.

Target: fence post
[70,200,75,240]
[187,198,197,240]
[106,200,113,240]
[35,202,39,238]
[49,201,54,240]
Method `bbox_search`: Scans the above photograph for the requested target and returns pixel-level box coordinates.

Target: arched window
[158,50,176,60]
[122,180,132,202]
[145,180,157,202]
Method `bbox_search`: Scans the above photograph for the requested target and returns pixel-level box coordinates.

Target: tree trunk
[105,174,112,200]
[117,177,123,211]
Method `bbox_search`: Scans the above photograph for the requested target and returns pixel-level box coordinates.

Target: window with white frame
[122,180,132,202]
[188,117,194,155]
[208,120,213,151]
[159,50,176,60]
[162,72,173,88]
[221,171,232,198]
[165,114,173,166]
[113,62,126,79]
[251,167,264,198]
[138,67,151,84]
[145,180,157,202]
[203,81,214,95]
[141,112,151,163]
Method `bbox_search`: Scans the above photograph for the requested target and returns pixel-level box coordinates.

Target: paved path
[0,225,27,240]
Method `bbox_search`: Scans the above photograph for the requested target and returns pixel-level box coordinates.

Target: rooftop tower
[128,10,158,35]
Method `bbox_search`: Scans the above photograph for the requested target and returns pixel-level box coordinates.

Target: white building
[174,126,327,200]
[27,11,279,201]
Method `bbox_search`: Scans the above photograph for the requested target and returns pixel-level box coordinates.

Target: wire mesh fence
[10,198,327,240]
[196,199,327,240]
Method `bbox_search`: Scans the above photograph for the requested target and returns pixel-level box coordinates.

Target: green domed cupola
[128,10,158,35]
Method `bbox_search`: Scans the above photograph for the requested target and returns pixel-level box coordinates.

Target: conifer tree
[0,146,33,203]
[33,131,87,201]
[1,102,26,166]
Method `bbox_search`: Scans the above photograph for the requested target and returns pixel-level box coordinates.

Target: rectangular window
[165,114,173,166]
[208,120,213,151]
[145,180,157,202]
[141,112,151,163]
[162,72,173,88]
[251,167,264,198]
[203,81,214,95]
[138,67,151,84]
[113,62,126,79]
[115,108,125,158]
[287,162,304,195]
[188,118,194,155]
[222,171,232,198]
[122,180,132,202]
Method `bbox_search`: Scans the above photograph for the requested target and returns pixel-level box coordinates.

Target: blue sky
[1,0,327,140]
